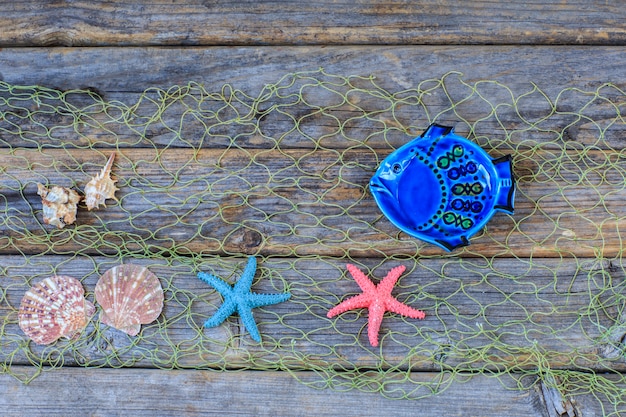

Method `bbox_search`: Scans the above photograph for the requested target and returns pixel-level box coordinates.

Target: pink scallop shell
[18,275,95,345]
[95,264,164,336]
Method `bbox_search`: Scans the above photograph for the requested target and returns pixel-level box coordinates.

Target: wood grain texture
[0,367,557,417]
[0,46,624,152]
[0,0,624,47]
[0,49,622,259]
[0,14,624,415]
[1,256,624,372]
[1,367,622,417]
[0,147,622,258]
[1,46,623,97]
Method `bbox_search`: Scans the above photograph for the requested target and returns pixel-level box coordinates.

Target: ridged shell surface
[18,275,95,345]
[95,264,164,336]
[84,153,119,210]
[37,184,81,229]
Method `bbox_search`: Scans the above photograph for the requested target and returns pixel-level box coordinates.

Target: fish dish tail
[492,155,515,214]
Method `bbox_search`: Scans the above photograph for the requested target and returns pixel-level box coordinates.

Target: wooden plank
[1,255,624,373]
[1,46,623,102]
[0,367,557,417]
[0,46,623,151]
[0,147,622,258]
[0,1,624,46]
[2,367,624,417]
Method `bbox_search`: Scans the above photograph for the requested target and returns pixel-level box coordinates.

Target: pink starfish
[327,264,426,347]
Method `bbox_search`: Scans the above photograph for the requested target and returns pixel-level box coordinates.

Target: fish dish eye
[392,163,402,173]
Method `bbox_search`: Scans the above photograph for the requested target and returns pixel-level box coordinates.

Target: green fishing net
[1,69,625,413]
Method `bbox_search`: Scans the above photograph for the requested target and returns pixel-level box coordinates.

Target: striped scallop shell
[95,264,164,336]
[18,275,95,345]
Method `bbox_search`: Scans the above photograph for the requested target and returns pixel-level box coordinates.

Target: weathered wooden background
[1,1,625,416]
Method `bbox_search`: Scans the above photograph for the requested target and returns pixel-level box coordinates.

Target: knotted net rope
[0,69,625,413]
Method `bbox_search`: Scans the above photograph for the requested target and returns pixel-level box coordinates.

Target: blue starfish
[197,256,291,342]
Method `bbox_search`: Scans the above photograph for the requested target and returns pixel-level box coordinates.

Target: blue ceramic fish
[370,124,515,251]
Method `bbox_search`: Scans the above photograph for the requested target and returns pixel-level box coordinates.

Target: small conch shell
[18,275,95,345]
[37,183,81,229]
[84,153,119,210]
[95,264,164,336]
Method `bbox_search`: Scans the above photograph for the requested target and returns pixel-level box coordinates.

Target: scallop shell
[95,264,164,336]
[37,183,81,229]
[84,153,119,210]
[18,275,95,345]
